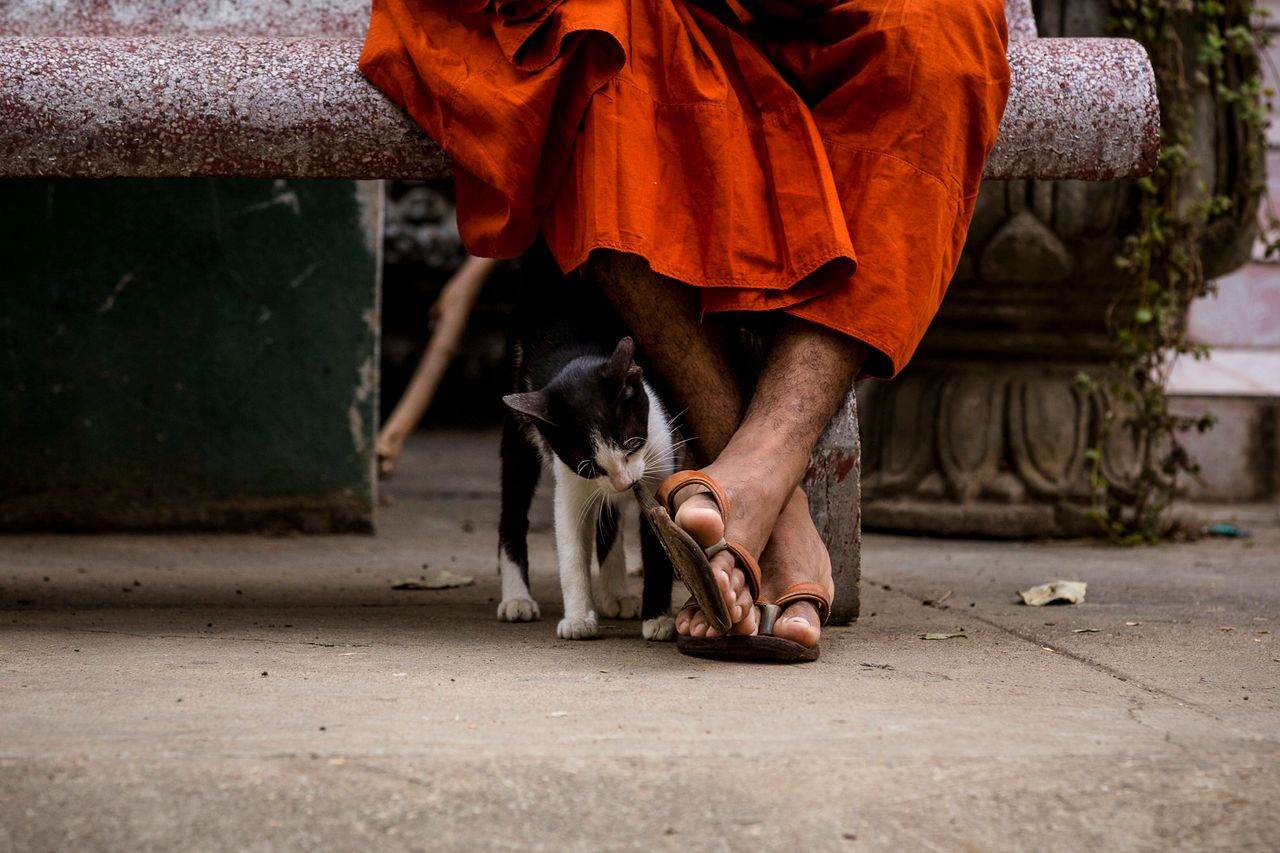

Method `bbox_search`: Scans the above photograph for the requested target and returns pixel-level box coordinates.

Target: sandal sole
[676,635,820,663]
[634,485,733,633]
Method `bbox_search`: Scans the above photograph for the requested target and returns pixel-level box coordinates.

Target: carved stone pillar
[858,0,1257,537]
[859,355,1146,537]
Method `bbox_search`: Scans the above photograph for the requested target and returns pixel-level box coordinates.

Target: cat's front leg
[497,417,541,622]
[638,505,678,642]
[553,467,600,640]
[596,501,641,619]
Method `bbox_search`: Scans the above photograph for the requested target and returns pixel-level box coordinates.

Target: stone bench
[0,1,1156,183]
[0,0,1159,623]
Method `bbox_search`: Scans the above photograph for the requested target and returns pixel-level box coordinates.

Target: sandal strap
[654,470,730,518]
[772,582,832,625]
[679,539,761,606]
[677,537,762,615]
[721,539,762,602]
[655,470,760,610]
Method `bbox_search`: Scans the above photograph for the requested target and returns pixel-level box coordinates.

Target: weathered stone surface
[859,362,1144,538]
[803,390,861,624]
[0,37,451,180]
[1006,0,1039,41]
[988,38,1159,182]
[978,209,1073,284]
[0,0,371,37]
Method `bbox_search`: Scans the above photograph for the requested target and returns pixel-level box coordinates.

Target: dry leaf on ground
[391,569,475,591]
[1018,580,1087,606]
[1072,628,1100,633]
[921,632,967,641]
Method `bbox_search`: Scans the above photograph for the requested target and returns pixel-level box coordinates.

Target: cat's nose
[608,473,635,492]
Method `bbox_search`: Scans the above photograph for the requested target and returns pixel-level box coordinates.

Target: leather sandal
[675,583,830,663]
[633,470,762,634]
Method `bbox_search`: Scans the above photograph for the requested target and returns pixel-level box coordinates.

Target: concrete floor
[2,429,1278,852]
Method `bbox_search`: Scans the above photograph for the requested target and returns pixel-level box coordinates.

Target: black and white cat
[498,245,679,641]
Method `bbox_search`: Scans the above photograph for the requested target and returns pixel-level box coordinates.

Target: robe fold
[359,0,1010,377]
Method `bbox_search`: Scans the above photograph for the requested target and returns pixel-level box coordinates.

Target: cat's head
[504,337,652,492]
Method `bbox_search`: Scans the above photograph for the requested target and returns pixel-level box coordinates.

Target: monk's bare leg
[589,251,762,633]
[681,319,865,644]
[590,251,866,645]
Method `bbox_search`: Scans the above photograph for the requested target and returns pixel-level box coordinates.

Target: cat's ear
[605,336,635,382]
[503,390,553,427]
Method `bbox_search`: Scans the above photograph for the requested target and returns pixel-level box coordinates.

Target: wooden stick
[377,255,499,476]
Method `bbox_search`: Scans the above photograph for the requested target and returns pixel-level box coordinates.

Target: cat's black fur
[498,241,675,636]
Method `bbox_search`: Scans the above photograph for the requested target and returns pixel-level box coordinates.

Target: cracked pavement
[2,429,1278,851]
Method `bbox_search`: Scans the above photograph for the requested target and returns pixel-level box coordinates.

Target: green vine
[1083,0,1267,543]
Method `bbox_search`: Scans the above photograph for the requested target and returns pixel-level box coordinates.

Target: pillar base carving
[858,362,1144,538]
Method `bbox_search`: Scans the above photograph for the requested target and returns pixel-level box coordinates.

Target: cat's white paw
[556,613,600,640]
[598,594,642,620]
[642,615,676,642]
[497,598,540,622]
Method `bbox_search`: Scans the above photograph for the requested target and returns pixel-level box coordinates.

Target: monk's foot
[756,489,831,647]
[673,489,829,645]
[669,457,794,639]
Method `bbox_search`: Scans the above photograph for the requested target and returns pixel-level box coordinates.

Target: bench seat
[0,34,1157,183]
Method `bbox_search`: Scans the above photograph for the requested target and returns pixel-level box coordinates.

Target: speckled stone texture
[990,37,1160,181]
[0,35,1158,181]
[1006,0,1039,42]
[0,37,450,180]
[0,0,370,37]
[0,0,1157,182]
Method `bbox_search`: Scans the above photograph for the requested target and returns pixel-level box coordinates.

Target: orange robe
[360,0,1010,377]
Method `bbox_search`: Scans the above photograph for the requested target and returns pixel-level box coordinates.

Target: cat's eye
[624,437,645,454]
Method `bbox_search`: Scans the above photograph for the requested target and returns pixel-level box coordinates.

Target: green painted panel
[0,178,380,531]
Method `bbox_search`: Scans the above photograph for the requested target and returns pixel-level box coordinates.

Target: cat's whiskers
[663,435,694,461]
[575,475,620,533]
[666,412,697,447]
[640,439,685,488]
[646,433,689,464]
[640,448,672,476]
[575,482,603,528]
